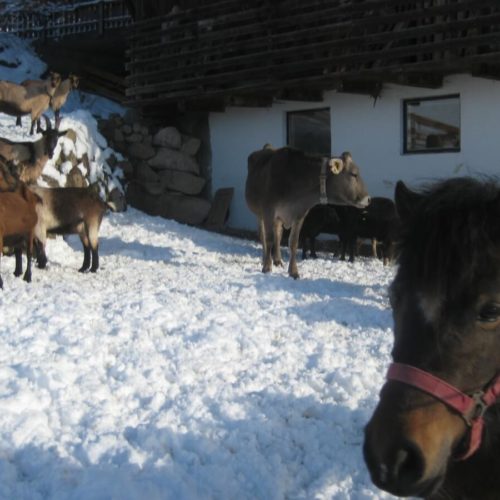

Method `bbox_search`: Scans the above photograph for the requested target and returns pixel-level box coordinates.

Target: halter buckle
[464,391,488,425]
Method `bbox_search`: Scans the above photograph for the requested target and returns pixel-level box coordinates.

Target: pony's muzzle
[364,423,427,497]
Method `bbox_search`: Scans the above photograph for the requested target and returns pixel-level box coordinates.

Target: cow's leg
[272,219,284,267]
[54,110,61,129]
[261,216,274,274]
[258,218,267,265]
[371,238,378,258]
[16,116,22,127]
[14,247,23,277]
[288,217,305,279]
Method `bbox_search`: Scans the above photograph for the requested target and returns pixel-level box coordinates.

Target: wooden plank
[125,51,500,106]
[204,187,234,231]
[125,30,500,97]
[126,11,500,85]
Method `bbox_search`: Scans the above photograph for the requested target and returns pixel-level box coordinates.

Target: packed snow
[0,32,400,500]
[0,209,398,500]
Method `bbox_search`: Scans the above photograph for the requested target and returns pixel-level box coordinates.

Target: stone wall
[99,113,211,226]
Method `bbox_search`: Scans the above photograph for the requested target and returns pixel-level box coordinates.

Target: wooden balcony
[126,0,500,111]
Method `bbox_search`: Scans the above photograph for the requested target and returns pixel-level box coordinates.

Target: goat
[29,186,113,273]
[51,74,79,129]
[0,184,40,288]
[0,115,63,184]
[0,71,61,135]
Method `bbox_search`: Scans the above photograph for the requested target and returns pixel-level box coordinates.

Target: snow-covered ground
[0,31,399,500]
[0,209,397,500]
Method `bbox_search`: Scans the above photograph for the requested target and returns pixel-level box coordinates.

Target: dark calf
[299,204,340,259]
[336,197,399,264]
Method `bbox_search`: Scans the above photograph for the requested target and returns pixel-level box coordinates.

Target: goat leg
[90,246,99,273]
[15,116,22,127]
[79,245,91,273]
[14,247,23,277]
[23,235,32,283]
[35,239,47,269]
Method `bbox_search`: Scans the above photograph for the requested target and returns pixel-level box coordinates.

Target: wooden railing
[0,0,132,39]
[126,0,500,107]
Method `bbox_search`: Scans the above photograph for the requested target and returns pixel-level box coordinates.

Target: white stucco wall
[209,74,500,231]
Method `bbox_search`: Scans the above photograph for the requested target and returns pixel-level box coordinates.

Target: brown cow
[245,145,370,278]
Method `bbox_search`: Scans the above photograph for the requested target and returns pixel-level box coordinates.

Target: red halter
[386,362,500,460]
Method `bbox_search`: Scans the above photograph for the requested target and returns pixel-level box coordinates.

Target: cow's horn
[329,158,344,175]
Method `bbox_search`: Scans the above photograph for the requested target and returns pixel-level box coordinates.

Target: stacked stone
[99,114,210,226]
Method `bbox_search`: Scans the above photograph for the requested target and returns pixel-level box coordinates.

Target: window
[287,108,331,156]
[403,95,460,154]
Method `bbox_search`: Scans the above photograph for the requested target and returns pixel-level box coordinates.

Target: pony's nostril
[389,440,425,487]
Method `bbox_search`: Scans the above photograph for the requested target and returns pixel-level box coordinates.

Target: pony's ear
[395,180,421,221]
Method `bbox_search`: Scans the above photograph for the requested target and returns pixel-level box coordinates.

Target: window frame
[402,94,461,155]
[286,107,331,156]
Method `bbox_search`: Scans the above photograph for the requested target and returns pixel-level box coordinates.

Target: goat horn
[43,115,52,131]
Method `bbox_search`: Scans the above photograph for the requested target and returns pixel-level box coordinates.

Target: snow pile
[0,207,397,499]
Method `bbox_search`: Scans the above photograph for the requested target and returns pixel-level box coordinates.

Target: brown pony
[364,178,500,499]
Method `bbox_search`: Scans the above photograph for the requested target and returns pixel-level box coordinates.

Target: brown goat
[0,115,63,184]
[0,72,61,135]
[30,186,110,273]
[0,184,39,288]
[51,74,79,129]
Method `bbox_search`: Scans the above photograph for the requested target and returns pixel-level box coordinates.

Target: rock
[135,162,160,183]
[148,148,199,175]
[153,126,181,149]
[126,182,161,216]
[122,124,132,135]
[116,160,134,178]
[133,122,142,133]
[107,154,118,168]
[136,179,165,196]
[128,142,155,160]
[126,184,211,225]
[158,169,205,195]
[158,193,211,225]
[64,129,77,143]
[66,166,87,187]
[113,128,124,142]
[41,174,60,187]
[126,132,143,143]
[81,153,90,169]
[181,135,201,156]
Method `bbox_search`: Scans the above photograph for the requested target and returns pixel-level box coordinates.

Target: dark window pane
[287,108,331,156]
[404,95,460,153]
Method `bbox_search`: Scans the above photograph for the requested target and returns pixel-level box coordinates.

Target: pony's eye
[477,303,500,326]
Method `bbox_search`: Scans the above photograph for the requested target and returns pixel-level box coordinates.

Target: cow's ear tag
[329,158,344,175]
